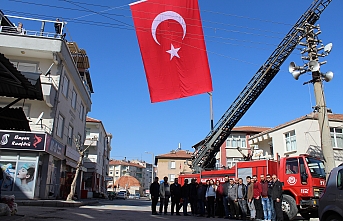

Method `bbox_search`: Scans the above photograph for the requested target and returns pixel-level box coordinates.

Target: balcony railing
[0,26,64,39]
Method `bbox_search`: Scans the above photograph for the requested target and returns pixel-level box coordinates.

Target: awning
[0,107,30,131]
[0,53,43,100]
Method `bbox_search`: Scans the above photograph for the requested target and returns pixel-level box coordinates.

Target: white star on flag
[166,44,180,60]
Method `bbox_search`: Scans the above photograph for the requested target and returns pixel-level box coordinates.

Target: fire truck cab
[178,154,326,220]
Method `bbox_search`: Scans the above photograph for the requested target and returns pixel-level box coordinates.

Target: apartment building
[0,12,93,199]
[82,117,112,198]
[249,113,343,166]
[155,150,192,182]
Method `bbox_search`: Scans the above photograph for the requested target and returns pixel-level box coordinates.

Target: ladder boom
[191,0,332,173]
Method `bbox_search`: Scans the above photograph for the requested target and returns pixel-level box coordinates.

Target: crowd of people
[149,174,283,221]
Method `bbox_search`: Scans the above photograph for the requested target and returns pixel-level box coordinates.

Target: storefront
[0,130,66,199]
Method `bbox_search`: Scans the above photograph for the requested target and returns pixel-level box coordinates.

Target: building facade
[248,113,343,166]
[82,117,112,198]
[155,150,192,182]
[0,12,93,199]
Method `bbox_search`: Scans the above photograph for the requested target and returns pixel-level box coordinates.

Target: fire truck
[181,1,332,220]
[179,154,326,220]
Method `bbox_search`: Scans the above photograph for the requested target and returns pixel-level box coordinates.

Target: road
[2,198,319,221]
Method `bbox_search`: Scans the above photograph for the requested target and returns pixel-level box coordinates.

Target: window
[226,158,242,168]
[56,114,64,138]
[71,89,77,109]
[62,74,69,97]
[285,130,297,152]
[169,174,175,182]
[86,128,90,138]
[331,127,343,149]
[67,125,73,145]
[170,161,176,169]
[285,158,299,174]
[77,133,82,145]
[226,135,247,148]
[337,169,343,189]
[79,103,84,120]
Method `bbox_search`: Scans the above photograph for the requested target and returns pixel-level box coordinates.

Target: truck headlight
[314,188,320,197]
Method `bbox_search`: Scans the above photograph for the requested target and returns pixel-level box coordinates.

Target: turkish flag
[130,0,213,103]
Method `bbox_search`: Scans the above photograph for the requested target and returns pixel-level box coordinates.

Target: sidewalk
[15,198,100,207]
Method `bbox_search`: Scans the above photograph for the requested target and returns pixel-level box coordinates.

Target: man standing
[222,175,231,219]
[0,167,3,202]
[247,176,256,221]
[237,178,248,221]
[170,178,181,216]
[253,175,263,220]
[159,176,171,215]
[271,174,283,221]
[266,174,276,221]
[150,176,160,215]
[261,174,272,221]
[189,178,198,216]
[181,179,190,216]
[228,178,239,219]
[215,180,224,218]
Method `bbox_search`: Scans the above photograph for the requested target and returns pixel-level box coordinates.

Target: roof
[156,150,192,159]
[249,112,343,139]
[115,175,140,188]
[109,160,145,168]
[86,116,101,123]
[0,53,43,100]
[231,126,271,133]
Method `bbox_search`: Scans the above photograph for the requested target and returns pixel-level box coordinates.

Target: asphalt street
[1,198,320,221]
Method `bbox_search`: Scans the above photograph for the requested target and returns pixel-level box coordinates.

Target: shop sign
[45,135,65,160]
[0,130,45,151]
[65,145,80,162]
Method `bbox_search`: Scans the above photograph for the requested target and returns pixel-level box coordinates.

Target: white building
[249,113,343,166]
[0,12,93,199]
[82,116,112,198]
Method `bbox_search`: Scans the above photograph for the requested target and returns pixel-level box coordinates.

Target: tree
[66,136,97,201]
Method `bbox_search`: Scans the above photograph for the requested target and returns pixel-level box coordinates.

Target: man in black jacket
[150,177,160,215]
[271,174,283,221]
[170,178,182,216]
[181,179,190,216]
[237,178,248,220]
[222,175,231,219]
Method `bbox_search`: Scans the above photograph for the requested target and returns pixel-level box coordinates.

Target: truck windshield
[305,157,325,178]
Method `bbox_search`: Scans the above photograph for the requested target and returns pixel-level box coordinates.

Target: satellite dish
[308,60,320,72]
[323,71,333,82]
[324,43,333,54]
[35,112,44,125]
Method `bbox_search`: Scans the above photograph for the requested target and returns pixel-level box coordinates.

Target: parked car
[318,163,343,221]
[134,193,140,199]
[116,191,127,200]
[128,194,135,199]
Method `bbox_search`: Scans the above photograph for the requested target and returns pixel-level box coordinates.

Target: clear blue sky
[3,0,342,164]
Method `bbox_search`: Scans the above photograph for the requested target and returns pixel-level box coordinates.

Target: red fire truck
[178,154,326,220]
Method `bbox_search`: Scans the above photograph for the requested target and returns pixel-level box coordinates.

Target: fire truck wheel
[282,195,297,220]
[325,214,343,221]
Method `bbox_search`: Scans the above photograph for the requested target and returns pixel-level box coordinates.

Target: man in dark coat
[189,178,198,216]
[0,167,3,202]
[181,179,190,216]
[150,176,160,215]
[222,175,231,219]
[271,174,283,221]
[170,178,182,216]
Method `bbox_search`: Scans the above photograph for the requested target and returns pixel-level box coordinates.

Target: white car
[116,191,127,200]
[319,163,343,221]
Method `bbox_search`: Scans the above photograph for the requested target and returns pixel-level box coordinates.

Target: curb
[16,199,99,207]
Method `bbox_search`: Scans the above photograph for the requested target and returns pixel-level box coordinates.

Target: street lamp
[145,151,154,184]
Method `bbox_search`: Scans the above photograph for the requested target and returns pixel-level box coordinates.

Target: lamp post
[145,151,154,184]
[289,23,335,177]
[208,92,214,131]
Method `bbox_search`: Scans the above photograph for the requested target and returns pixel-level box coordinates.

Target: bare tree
[66,136,97,201]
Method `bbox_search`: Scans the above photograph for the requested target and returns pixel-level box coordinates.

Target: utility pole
[289,23,335,177]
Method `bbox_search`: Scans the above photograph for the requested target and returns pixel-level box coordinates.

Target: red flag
[130,0,213,103]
